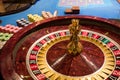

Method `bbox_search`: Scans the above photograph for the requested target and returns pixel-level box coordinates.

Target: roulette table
[0,15,120,80]
[1,0,120,26]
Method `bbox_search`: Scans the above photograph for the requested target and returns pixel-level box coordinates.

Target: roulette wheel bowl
[0,15,120,80]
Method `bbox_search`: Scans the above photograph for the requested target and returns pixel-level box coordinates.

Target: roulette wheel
[0,15,120,80]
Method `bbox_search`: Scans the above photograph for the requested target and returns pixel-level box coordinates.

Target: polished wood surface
[0,0,6,13]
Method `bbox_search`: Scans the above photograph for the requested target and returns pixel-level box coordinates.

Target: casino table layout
[1,0,120,26]
[0,0,120,80]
